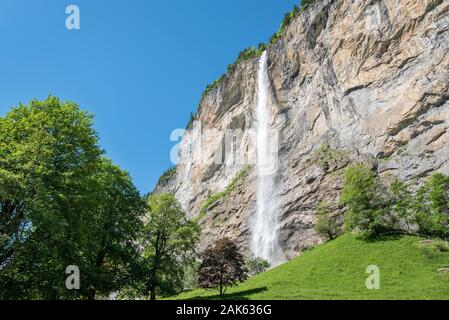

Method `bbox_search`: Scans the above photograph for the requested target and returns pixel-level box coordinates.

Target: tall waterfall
[250,51,284,267]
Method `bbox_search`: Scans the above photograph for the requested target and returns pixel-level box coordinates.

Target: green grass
[166,234,449,300]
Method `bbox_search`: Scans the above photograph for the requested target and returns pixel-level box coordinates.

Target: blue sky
[0,0,299,194]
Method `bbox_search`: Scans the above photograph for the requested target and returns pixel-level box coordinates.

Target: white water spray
[251,51,284,266]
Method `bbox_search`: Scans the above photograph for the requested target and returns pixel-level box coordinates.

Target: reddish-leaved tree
[197,238,248,297]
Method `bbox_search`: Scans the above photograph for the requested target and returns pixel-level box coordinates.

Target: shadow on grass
[186,287,269,300]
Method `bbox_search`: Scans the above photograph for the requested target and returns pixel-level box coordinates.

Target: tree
[390,178,413,232]
[0,97,144,300]
[315,200,341,240]
[341,164,387,239]
[412,173,449,238]
[197,238,248,297]
[140,193,200,300]
[81,158,144,300]
[0,97,102,299]
[245,257,270,277]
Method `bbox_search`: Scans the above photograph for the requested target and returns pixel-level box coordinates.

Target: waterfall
[250,51,284,267]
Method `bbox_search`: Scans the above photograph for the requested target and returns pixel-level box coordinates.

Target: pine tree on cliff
[197,238,248,297]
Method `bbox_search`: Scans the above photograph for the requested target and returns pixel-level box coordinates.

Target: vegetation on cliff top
[191,0,321,126]
[156,166,177,186]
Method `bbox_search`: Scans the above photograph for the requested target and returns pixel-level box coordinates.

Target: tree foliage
[412,173,449,238]
[81,158,144,299]
[390,178,413,231]
[140,193,200,300]
[315,200,341,240]
[341,164,388,239]
[0,97,144,299]
[340,162,449,240]
[197,238,248,297]
[245,257,270,277]
[269,4,301,45]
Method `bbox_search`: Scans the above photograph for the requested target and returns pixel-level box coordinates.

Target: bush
[341,164,388,239]
[390,178,413,231]
[412,173,449,239]
[227,44,267,73]
[315,200,341,240]
[314,142,348,172]
[245,257,270,276]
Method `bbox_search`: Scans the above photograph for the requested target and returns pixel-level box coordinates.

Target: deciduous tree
[0,97,144,299]
[197,238,248,297]
[141,193,199,300]
[341,164,388,239]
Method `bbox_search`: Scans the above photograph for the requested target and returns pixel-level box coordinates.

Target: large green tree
[0,97,102,298]
[81,158,144,300]
[140,193,199,300]
[0,97,143,299]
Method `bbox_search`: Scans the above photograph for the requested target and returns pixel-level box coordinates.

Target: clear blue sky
[0,0,299,194]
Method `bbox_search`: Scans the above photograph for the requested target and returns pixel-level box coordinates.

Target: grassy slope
[167,234,449,300]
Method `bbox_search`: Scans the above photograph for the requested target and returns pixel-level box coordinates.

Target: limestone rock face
[157,0,449,259]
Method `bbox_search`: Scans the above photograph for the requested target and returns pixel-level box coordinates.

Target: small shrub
[315,200,341,240]
[245,257,270,276]
[227,45,266,73]
[314,142,347,171]
[203,74,226,97]
[182,260,201,291]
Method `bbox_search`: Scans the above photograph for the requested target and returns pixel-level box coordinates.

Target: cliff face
[158,0,449,258]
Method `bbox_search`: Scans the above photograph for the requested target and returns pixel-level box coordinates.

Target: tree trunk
[148,262,158,301]
[219,274,225,297]
[88,289,96,300]
[150,287,157,301]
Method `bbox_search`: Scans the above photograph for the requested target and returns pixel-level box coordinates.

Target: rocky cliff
[157,0,449,259]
